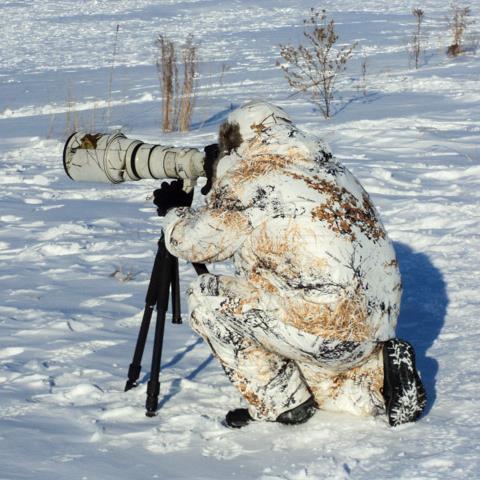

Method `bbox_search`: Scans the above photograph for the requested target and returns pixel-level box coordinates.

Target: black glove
[201,143,220,195]
[153,180,194,217]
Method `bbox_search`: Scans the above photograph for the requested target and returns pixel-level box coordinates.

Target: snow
[1,0,480,478]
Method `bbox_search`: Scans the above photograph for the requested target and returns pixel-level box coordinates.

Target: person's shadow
[394,242,448,415]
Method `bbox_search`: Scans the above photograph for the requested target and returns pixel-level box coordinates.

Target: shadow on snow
[394,242,448,416]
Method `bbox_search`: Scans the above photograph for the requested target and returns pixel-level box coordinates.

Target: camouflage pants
[188,274,386,421]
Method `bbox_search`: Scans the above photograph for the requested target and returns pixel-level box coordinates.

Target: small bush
[410,8,425,68]
[64,82,97,138]
[65,81,79,137]
[106,24,120,127]
[178,35,197,132]
[156,35,178,132]
[155,34,198,132]
[447,4,471,56]
[357,54,368,96]
[278,8,356,119]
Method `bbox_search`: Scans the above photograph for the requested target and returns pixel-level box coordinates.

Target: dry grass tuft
[155,34,198,132]
[447,3,471,56]
[156,35,178,132]
[178,34,197,132]
[281,295,372,342]
[410,8,425,68]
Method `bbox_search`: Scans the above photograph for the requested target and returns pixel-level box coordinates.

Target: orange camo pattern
[279,295,372,342]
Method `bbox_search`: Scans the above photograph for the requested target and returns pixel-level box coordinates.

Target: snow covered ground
[1,1,479,478]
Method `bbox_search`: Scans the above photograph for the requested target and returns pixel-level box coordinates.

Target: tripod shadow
[156,338,215,410]
[162,337,204,370]
[394,242,448,415]
[140,337,203,385]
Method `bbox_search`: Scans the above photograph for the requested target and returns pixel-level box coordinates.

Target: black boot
[225,396,316,429]
[276,396,317,425]
[225,408,253,428]
[382,339,427,426]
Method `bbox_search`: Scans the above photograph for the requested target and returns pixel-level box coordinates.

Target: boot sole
[383,340,427,426]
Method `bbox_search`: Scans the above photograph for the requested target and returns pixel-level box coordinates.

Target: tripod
[124,233,207,417]
[122,143,219,416]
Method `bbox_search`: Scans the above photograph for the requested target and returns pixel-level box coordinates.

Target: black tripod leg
[124,237,166,392]
[124,304,154,392]
[145,237,172,417]
[145,306,168,416]
[171,256,182,324]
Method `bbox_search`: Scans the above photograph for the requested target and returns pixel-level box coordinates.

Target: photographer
[155,101,426,428]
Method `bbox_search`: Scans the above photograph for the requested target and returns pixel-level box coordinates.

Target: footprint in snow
[201,436,245,460]
[46,340,118,363]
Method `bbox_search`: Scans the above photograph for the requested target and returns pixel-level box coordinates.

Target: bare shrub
[218,63,231,88]
[63,83,99,139]
[155,34,198,132]
[46,112,56,139]
[106,24,120,126]
[357,54,368,96]
[65,81,79,137]
[447,4,471,56]
[178,34,198,132]
[410,8,425,68]
[278,8,356,118]
[156,35,178,132]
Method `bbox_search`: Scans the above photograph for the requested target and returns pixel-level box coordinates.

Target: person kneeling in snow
[155,101,426,428]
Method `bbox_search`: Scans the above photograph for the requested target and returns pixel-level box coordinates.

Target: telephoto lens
[63,132,206,189]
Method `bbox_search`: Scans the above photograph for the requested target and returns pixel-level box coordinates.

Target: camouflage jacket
[164,123,402,343]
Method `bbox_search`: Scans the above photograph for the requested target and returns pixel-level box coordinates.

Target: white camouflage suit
[164,102,402,421]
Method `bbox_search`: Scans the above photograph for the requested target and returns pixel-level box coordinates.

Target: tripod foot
[125,363,142,392]
[124,380,138,392]
[145,380,160,416]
